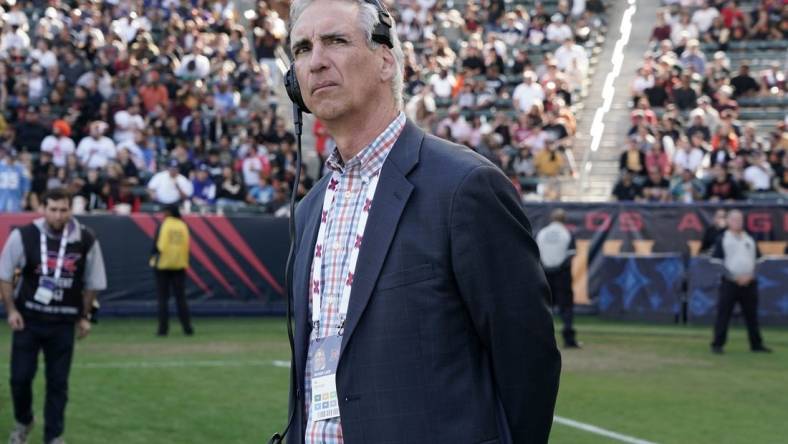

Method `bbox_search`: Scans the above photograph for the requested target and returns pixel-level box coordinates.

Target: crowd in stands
[613,0,788,203]
[397,0,608,198]
[0,0,611,214]
[0,0,299,215]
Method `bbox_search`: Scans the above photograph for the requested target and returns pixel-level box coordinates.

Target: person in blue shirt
[0,148,31,213]
[190,163,216,207]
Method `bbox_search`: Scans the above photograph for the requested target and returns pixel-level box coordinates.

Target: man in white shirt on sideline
[147,159,193,205]
[536,209,580,348]
[710,210,771,354]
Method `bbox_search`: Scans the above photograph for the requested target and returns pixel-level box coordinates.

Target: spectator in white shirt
[40,120,76,168]
[691,1,719,33]
[554,38,588,74]
[631,67,655,97]
[546,14,573,43]
[437,106,472,145]
[742,152,774,191]
[241,146,264,189]
[512,71,545,113]
[670,13,699,47]
[672,137,704,174]
[113,105,146,143]
[429,68,456,99]
[28,40,58,70]
[77,122,117,169]
[147,159,194,205]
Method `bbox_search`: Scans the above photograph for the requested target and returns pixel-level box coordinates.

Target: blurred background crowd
[0,0,783,214]
[612,0,787,203]
[0,0,612,215]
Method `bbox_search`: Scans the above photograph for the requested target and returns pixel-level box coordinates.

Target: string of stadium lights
[583,0,638,190]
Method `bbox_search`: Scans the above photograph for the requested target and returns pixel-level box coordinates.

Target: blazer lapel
[340,120,424,357]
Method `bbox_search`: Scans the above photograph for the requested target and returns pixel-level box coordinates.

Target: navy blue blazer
[288,120,560,444]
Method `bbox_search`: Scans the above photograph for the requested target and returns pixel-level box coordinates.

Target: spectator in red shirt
[138,72,170,115]
[721,1,747,28]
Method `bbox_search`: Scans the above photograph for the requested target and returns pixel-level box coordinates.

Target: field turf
[0,318,785,443]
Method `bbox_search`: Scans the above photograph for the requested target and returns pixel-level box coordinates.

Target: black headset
[271,2,395,444]
[284,0,395,115]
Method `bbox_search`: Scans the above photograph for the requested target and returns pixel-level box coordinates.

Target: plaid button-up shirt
[304,113,406,444]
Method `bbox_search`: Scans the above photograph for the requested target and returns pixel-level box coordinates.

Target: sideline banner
[0,214,290,315]
[523,203,787,305]
[0,203,785,316]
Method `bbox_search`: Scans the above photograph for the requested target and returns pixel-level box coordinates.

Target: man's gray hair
[289,0,405,109]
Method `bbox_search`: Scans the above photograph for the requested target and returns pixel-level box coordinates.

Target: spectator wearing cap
[546,13,573,42]
[512,70,545,113]
[686,110,711,142]
[76,122,116,170]
[679,39,706,74]
[147,159,193,206]
[191,164,217,207]
[40,120,75,168]
[175,46,211,80]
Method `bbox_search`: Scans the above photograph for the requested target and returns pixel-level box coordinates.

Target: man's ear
[379,47,396,82]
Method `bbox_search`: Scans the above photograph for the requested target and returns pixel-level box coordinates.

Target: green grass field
[0,318,785,443]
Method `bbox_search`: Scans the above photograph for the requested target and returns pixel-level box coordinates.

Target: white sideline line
[554,415,657,444]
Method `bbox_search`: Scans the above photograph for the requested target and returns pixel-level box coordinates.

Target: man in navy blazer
[286,1,560,443]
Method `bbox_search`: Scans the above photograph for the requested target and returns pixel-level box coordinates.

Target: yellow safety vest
[151,217,190,270]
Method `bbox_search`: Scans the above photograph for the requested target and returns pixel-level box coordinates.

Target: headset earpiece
[284,65,310,115]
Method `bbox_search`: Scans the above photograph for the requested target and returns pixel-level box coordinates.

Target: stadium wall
[0,204,784,321]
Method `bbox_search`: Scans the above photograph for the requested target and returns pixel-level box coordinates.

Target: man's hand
[77,318,91,339]
[7,309,24,331]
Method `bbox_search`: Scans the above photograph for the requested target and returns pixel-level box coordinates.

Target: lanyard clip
[337,319,345,336]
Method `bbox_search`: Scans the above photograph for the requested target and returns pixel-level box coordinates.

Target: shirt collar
[325,112,406,180]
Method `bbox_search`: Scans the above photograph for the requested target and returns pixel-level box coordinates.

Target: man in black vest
[0,188,107,444]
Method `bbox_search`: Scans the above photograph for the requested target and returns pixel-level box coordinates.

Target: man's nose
[308,43,329,73]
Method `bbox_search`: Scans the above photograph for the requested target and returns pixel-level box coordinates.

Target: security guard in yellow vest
[151,205,193,336]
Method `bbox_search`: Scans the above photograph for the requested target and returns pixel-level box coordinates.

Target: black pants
[10,319,75,441]
[155,269,193,335]
[546,267,577,345]
[712,279,764,349]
